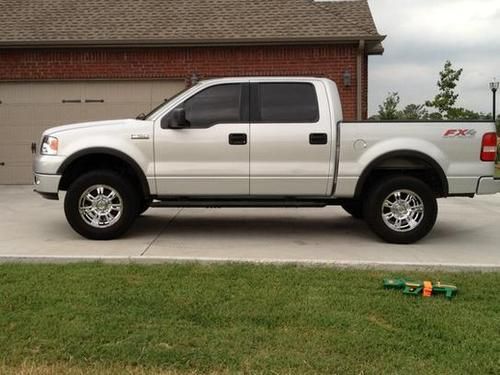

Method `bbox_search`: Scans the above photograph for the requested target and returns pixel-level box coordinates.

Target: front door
[155,83,250,196]
[249,81,333,196]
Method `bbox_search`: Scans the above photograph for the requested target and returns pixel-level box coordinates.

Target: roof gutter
[0,35,386,49]
[356,40,366,121]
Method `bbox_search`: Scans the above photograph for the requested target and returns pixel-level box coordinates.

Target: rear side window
[253,83,319,123]
[181,84,245,128]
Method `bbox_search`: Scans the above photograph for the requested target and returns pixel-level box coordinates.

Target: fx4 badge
[443,129,477,137]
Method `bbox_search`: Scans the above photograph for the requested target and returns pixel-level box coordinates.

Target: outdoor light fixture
[490,78,499,120]
[190,72,200,86]
[343,69,352,87]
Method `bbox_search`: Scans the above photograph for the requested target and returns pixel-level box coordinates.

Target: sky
[367,0,500,116]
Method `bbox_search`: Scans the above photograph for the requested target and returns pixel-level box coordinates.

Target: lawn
[0,263,498,374]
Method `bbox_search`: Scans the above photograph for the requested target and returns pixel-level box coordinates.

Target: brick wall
[0,45,366,120]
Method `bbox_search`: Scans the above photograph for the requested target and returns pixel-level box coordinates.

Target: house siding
[0,44,366,120]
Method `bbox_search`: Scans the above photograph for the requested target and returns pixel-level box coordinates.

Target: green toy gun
[383,278,457,300]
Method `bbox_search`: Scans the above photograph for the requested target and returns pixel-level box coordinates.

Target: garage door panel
[0,82,82,104]
[84,82,151,103]
[1,104,74,128]
[0,144,33,163]
[0,125,36,141]
[0,165,32,185]
[81,102,150,122]
[151,81,187,102]
[0,80,185,184]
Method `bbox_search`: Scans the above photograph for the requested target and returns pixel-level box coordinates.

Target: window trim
[161,83,249,129]
[250,82,320,124]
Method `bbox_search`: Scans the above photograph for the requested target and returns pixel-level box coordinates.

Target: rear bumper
[476,177,500,195]
[33,173,61,199]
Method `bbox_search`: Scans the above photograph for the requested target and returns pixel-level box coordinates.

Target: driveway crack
[140,208,184,256]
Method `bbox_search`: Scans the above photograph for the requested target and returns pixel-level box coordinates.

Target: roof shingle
[0,0,384,47]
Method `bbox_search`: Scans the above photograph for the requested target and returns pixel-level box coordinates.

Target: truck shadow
[128,209,465,245]
[130,210,377,242]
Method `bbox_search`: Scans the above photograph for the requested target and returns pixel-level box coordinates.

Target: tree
[447,108,491,121]
[427,112,443,121]
[425,60,463,118]
[377,92,400,120]
[400,104,428,120]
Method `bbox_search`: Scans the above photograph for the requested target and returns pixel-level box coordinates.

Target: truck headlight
[41,136,59,155]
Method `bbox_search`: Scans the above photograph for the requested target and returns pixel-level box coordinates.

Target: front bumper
[476,177,500,195]
[33,173,61,200]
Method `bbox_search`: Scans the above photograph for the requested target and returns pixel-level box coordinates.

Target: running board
[151,199,330,208]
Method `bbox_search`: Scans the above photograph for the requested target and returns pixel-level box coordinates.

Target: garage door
[0,80,186,184]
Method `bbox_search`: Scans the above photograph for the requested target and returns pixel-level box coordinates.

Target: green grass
[0,264,499,374]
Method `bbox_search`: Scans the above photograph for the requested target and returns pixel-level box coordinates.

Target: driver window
[172,84,243,128]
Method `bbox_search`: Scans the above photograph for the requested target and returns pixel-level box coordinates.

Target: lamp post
[490,78,499,121]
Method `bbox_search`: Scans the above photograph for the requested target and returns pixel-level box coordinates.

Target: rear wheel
[363,176,438,244]
[64,171,138,240]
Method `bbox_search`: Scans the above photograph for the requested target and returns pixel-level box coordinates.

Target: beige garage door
[0,80,186,184]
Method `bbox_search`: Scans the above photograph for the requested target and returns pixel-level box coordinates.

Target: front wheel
[341,200,363,219]
[137,199,152,216]
[363,176,438,244]
[64,171,138,240]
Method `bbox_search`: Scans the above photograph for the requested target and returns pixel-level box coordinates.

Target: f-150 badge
[443,129,477,137]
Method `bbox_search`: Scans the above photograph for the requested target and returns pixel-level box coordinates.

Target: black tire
[363,176,438,244]
[137,199,152,216]
[64,171,139,240]
[341,200,363,219]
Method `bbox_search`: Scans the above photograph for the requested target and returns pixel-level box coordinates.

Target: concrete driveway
[0,186,499,269]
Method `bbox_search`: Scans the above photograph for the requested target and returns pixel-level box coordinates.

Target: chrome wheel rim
[381,189,424,232]
[78,185,123,229]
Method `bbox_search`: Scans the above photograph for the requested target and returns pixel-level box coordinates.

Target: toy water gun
[383,278,457,300]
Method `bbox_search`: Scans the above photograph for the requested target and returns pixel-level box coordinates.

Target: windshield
[137,86,193,121]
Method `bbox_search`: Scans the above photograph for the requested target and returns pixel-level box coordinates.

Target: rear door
[249,80,333,196]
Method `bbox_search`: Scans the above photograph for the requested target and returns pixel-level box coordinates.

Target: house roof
[0,0,384,52]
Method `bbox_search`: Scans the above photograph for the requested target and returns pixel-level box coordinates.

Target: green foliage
[447,108,491,121]
[427,112,443,120]
[400,103,429,120]
[376,92,400,120]
[0,263,499,374]
[425,60,463,118]
[372,94,429,121]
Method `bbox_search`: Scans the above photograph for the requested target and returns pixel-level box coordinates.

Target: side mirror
[162,108,189,129]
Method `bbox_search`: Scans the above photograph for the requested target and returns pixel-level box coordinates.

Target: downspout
[356,40,365,121]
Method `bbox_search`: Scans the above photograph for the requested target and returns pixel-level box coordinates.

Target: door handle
[229,133,247,145]
[309,133,328,145]
[0,162,5,166]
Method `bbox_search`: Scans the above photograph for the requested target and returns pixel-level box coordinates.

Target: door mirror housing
[162,108,189,129]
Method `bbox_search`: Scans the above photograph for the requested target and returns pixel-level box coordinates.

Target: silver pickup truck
[33,77,499,244]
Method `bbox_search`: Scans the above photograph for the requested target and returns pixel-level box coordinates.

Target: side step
[151,199,330,208]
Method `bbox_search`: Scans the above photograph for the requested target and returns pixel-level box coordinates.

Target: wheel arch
[354,150,449,198]
[57,147,151,198]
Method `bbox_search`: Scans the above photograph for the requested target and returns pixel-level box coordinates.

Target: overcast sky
[367,0,500,116]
